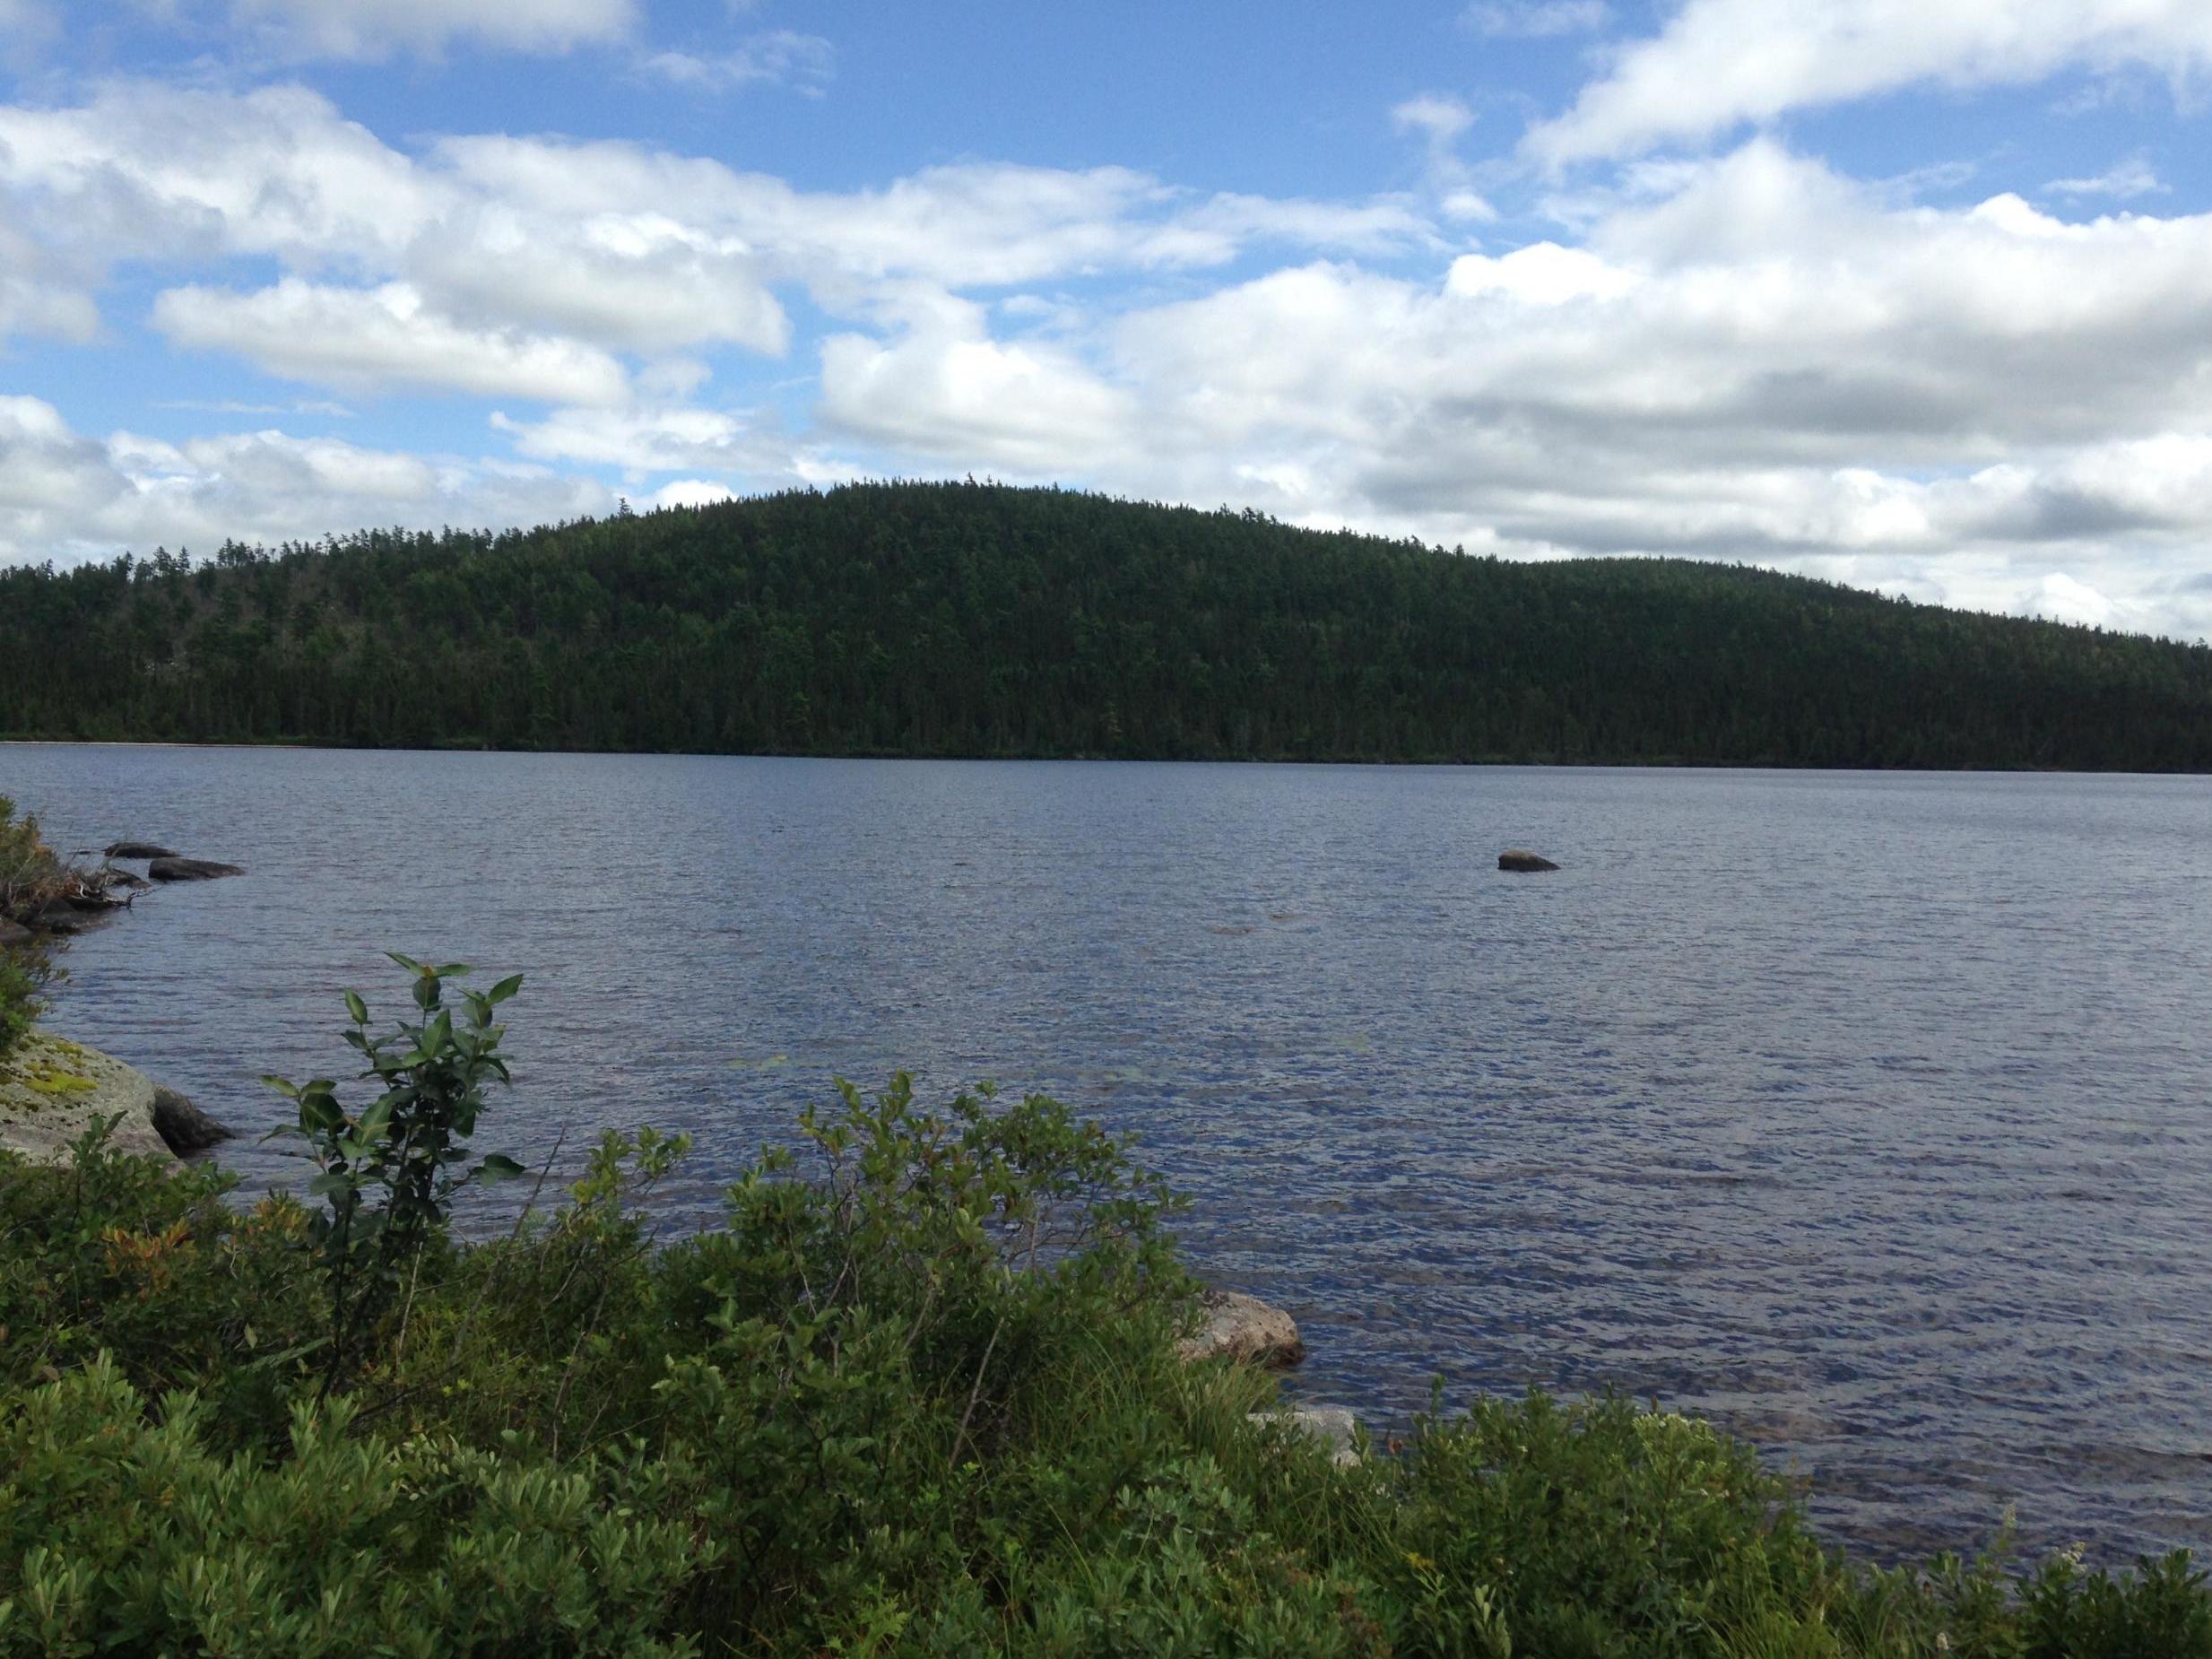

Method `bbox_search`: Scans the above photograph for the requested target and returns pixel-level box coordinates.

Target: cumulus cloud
[490,403,802,479]
[1527,0,2212,164]
[229,0,637,61]
[1391,95,1495,223]
[0,395,611,563]
[7,77,2212,639]
[640,30,834,94]
[0,79,1424,365]
[1465,1,1609,39]
[2047,152,2167,198]
[153,280,633,403]
[804,141,2212,638]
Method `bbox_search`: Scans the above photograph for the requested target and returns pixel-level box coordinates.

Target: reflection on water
[6,743,2210,1563]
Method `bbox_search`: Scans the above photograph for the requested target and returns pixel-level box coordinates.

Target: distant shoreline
[4,736,2204,777]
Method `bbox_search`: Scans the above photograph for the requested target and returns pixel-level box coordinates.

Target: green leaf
[343,989,369,1025]
[386,951,422,973]
[260,1074,300,1100]
[474,1152,527,1184]
[299,1093,343,1134]
[486,973,524,1005]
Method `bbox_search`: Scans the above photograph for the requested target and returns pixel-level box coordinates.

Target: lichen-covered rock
[1178,1289,1306,1368]
[0,1032,171,1164]
[1248,1404,1364,1466]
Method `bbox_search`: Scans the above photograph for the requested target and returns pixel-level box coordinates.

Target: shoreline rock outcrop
[1,1033,233,1164]
[1178,1289,1306,1368]
[0,1033,172,1164]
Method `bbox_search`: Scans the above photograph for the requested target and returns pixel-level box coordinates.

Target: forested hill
[3,482,2209,769]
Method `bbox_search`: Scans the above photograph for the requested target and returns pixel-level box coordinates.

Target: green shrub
[1,960,2206,1656]
[0,795,65,1058]
[264,955,526,1391]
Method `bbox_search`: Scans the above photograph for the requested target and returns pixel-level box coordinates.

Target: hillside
[3,482,2208,769]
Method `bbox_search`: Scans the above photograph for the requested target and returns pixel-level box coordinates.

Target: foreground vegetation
[4,483,2211,769]
[0,796,68,1057]
[1,963,2206,1655]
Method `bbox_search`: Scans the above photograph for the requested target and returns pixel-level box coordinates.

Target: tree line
[3,482,2208,769]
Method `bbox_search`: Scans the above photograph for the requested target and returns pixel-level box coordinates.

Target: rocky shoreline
[0,1030,232,1165]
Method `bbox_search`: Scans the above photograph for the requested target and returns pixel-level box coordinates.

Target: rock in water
[105,841,179,860]
[0,919,30,948]
[152,1084,233,1154]
[148,857,246,882]
[32,901,106,934]
[1497,849,1560,873]
[1178,1289,1306,1367]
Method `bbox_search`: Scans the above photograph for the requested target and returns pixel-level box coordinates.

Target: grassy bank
[2,964,2206,1656]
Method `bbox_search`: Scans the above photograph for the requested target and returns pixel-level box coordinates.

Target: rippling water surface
[6,744,2209,1561]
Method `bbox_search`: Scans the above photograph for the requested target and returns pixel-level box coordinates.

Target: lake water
[5,743,2210,1564]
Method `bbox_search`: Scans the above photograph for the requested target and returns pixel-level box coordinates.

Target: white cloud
[2047,152,2167,198]
[820,296,1138,476]
[491,403,800,479]
[0,395,610,562]
[1392,93,1474,146]
[799,141,2212,638]
[8,79,2212,639]
[1392,95,1496,223]
[1528,0,2212,164]
[1466,1,1609,39]
[229,0,636,61]
[154,280,631,403]
[0,81,1424,383]
[641,30,834,94]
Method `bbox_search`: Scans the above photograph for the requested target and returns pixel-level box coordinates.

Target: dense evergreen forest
[2,482,2208,769]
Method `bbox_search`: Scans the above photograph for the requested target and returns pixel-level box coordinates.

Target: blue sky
[4,0,2212,638]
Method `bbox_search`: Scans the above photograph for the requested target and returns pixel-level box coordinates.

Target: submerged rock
[1178,1289,1306,1368]
[1248,1404,1364,1467]
[31,901,108,934]
[1497,849,1560,873]
[152,1084,233,1154]
[0,1033,170,1165]
[148,857,245,882]
[104,841,179,860]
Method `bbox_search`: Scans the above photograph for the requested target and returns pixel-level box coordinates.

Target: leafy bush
[263,955,526,1390]
[1,961,2206,1656]
[0,795,65,1057]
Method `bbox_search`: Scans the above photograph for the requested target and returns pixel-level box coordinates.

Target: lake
[5,743,2210,1563]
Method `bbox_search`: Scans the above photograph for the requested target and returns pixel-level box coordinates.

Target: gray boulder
[152,1084,233,1154]
[1248,1404,1365,1467]
[1178,1289,1306,1368]
[105,842,179,860]
[1497,849,1560,873]
[0,1033,171,1164]
[148,857,246,882]
[0,918,30,949]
